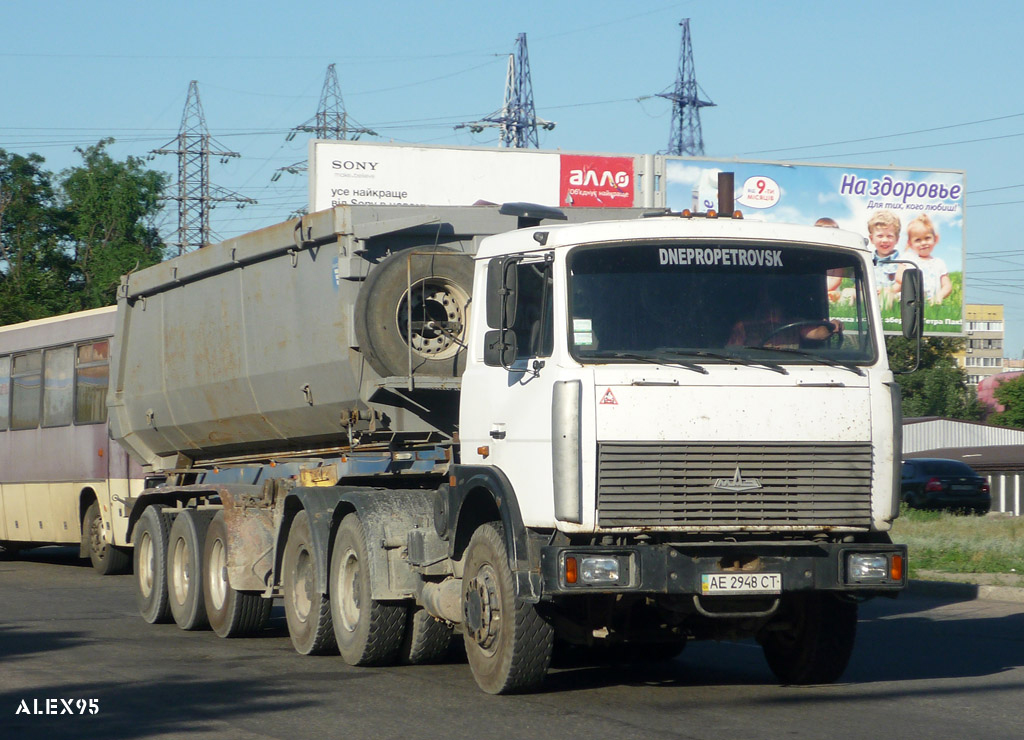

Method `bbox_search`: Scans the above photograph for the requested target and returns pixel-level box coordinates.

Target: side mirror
[486,257,518,329]
[901,268,925,340]
[483,329,518,367]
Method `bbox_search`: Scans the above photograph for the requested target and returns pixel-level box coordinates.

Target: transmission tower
[657,19,715,156]
[272,64,376,181]
[456,33,554,148]
[151,81,256,255]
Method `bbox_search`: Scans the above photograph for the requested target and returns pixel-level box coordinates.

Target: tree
[0,150,75,323]
[886,336,984,420]
[988,376,1024,429]
[59,139,168,310]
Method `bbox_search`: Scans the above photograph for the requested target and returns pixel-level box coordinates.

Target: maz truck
[109,194,919,694]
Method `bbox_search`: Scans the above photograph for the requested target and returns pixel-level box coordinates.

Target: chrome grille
[597,441,873,529]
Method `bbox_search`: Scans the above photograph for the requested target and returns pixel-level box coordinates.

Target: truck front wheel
[462,523,553,694]
[760,593,857,685]
[330,514,406,665]
[282,510,337,655]
[203,511,272,638]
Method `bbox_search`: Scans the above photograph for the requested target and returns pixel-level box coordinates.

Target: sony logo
[568,169,630,188]
[331,160,379,171]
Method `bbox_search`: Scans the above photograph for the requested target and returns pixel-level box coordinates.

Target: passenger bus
[0,306,142,574]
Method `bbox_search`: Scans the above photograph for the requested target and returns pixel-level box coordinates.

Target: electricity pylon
[657,19,715,156]
[272,64,376,181]
[456,33,554,148]
[151,81,256,254]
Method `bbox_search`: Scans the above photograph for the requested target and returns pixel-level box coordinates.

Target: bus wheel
[133,505,173,624]
[330,513,406,665]
[760,593,858,685]
[203,511,271,638]
[462,523,554,694]
[283,510,336,655]
[83,501,131,576]
[168,510,214,630]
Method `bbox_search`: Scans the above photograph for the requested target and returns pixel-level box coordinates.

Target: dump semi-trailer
[110,199,919,694]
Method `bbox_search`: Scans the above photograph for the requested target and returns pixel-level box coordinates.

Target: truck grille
[597,441,873,529]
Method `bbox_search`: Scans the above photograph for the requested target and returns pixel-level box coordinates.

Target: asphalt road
[2,546,1022,740]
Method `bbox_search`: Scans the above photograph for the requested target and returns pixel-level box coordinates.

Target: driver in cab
[726,286,843,349]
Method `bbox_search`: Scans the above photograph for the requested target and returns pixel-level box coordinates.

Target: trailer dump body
[109,204,640,470]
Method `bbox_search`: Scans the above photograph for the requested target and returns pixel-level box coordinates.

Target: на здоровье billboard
[665,158,965,335]
[308,141,637,211]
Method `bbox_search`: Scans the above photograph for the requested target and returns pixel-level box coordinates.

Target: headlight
[846,552,904,584]
[563,554,624,586]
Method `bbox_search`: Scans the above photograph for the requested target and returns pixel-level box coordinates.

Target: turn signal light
[890,554,904,582]
[565,556,578,584]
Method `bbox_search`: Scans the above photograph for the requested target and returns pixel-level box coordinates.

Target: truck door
[468,254,561,528]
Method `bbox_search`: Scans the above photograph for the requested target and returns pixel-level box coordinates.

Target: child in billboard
[867,210,903,308]
[905,213,951,304]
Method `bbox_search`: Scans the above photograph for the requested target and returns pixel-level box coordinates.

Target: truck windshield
[567,241,876,366]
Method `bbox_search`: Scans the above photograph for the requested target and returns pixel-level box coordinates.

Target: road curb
[907,578,1024,604]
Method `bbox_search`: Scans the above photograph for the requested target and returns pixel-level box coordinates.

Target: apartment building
[957,304,1005,386]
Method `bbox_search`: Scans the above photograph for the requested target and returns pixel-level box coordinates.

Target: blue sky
[3,0,1022,355]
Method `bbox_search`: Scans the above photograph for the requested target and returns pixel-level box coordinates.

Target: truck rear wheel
[84,501,131,576]
[203,511,272,638]
[401,607,454,664]
[354,246,473,378]
[168,510,214,631]
[761,593,858,684]
[462,523,554,694]
[133,505,173,624]
[283,510,337,655]
[330,513,406,665]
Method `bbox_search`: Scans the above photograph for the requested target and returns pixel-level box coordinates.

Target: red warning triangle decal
[600,388,618,405]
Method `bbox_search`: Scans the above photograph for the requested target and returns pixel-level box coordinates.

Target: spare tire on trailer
[354,246,474,378]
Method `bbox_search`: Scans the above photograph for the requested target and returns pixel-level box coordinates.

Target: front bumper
[538,541,907,597]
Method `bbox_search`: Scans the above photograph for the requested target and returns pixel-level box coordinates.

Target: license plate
[701,572,782,595]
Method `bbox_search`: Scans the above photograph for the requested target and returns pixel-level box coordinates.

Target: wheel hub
[464,565,501,651]
[397,280,468,360]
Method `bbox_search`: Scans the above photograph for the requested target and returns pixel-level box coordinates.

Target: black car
[901,458,991,514]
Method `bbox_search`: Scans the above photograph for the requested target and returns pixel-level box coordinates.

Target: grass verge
[890,505,1024,579]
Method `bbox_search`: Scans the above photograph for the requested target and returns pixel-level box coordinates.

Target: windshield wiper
[586,350,709,375]
[656,348,788,376]
[744,346,865,376]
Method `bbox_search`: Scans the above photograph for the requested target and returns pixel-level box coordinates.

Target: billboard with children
[664,158,965,335]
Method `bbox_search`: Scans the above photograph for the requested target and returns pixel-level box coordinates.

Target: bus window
[75,340,109,424]
[0,355,9,430]
[43,345,75,427]
[11,351,42,429]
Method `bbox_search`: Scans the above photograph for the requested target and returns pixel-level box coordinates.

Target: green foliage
[892,506,1024,576]
[0,150,75,323]
[886,336,984,420]
[987,375,1024,429]
[0,142,167,325]
[60,139,168,310]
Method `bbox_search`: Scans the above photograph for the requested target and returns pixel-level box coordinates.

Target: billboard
[309,141,637,212]
[665,158,966,335]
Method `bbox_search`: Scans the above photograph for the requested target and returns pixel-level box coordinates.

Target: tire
[462,523,554,694]
[401,607,454,665]
[84,500,131,576]
[282,510,336,655]
[330,513,406,665]
[354,246,473,377]
[133,505,173,624]
[168,510,214,631]
[203,511,272,638]
[761,593,857,685]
